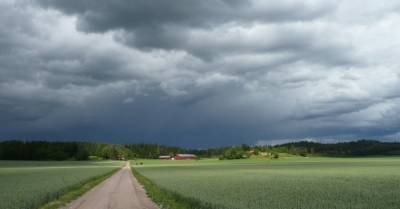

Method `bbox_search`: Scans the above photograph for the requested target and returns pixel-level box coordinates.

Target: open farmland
[0,161,124,209]
[133,157,400,209]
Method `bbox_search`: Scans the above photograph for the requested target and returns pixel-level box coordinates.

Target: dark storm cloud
[2,0,400,147]
[36,0,332,30]
[35,0,339,62]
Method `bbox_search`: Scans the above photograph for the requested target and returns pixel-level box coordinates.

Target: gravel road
[61,162,160,209]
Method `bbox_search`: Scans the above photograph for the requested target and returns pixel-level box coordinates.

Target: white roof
[176,154,196,157]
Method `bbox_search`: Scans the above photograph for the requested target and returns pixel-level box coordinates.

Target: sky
[1,0,400,147]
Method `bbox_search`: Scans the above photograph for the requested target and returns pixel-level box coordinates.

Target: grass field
[132,157,400,209]
[0,160,124,209]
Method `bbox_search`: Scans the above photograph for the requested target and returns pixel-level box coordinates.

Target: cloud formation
[2,0,400,147]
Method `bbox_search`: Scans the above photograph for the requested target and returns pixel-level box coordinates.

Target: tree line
[218,140,400,159]
[0,141,209,160]
[1,139,400,161]
[272,140,400,156]
[0,141,89,160]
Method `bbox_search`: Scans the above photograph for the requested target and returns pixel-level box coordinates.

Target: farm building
[174,154,197,160]
[159,155,172,160]
[159,154,197,160]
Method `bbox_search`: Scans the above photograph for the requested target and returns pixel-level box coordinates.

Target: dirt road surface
[61,162,160,209]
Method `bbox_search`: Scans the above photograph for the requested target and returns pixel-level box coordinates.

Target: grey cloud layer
[1,0,400,146]
[37,0,333,29]
[36,0,338,60]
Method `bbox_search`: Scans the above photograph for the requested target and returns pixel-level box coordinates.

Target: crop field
[0,160,124,209]
[133,157,400,209]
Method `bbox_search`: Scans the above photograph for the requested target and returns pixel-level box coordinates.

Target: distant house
[159,155,172,160]
[174,154,197,160]
[117,154,125,161]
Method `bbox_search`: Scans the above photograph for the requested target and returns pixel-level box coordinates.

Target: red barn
[174,154,197,160]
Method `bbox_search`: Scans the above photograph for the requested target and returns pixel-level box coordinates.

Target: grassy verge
[38,168,120,209]
[131,167,224,209]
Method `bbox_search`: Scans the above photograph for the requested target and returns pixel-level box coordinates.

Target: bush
[299,152,308,157]
[219,147,249,160]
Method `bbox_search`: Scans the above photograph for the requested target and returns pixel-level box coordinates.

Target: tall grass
[0,161,123,209]
[133,157,400,209]
[132,168,226,209]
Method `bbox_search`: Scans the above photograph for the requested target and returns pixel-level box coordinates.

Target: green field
[132,157,400,209]
[0,160,124,209]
